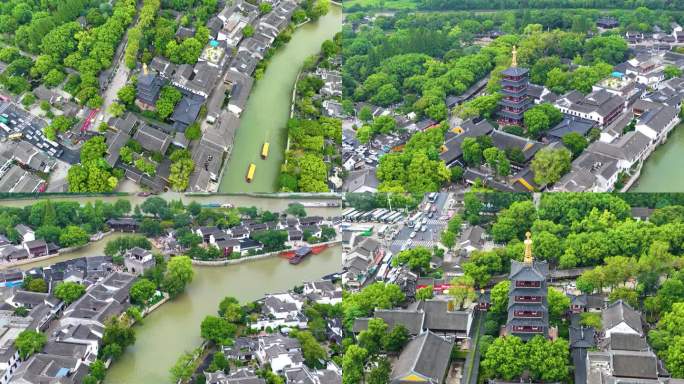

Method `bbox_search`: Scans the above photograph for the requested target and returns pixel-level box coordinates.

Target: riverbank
[190,240,341,266]
[217,6,342,193]
[103,245,340,383]
[630,122,684,192]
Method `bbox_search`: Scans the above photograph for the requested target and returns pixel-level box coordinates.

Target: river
[104,245,340,384]
[630,123,684,192]
[218,6,343,193]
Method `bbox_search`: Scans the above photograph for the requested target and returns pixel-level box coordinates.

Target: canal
[630,123,684,192]
[218,6,343,193]
[104,245,340,384]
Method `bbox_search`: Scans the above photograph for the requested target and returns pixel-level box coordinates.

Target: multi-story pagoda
[497,46,532,127]
[506,232,549,340]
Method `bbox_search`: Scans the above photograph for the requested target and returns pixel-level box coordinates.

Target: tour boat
[261,142,270,159]
[289,245,312,265]
[246,163,256,182]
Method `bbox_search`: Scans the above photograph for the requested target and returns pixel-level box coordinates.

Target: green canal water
[104,245,340,384]
[218,6,342,193]
[630,123,684,192]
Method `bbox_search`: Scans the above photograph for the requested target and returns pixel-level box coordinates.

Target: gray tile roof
[133,123,171,154]
[391,331,453,383]
[602,300,642,334]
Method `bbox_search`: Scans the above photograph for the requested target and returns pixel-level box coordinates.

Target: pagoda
[497,46,532,126]
[506,232,549,340]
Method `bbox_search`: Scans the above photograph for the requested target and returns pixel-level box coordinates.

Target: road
[388,192,452,254]
[96,37,131,126]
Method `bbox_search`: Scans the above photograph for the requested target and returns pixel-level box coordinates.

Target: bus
[349,211,364,222]
[408,212,422,227]
[342,208,356,218]
[360,211,375,222]
[377,225,388,238]
[342,209,357,220]
[378,211,394,222]
[375,264,389,282]
[387,212,402,223]
[372,209,388,221]
[245,163,256,182]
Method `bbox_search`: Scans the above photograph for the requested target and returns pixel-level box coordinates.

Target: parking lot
[0,102,79,164]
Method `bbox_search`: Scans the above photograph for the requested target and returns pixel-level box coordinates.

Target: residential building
[555,89,625,127]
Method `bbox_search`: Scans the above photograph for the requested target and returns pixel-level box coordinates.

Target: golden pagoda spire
[511,45,518,68]
[523,231,533,264]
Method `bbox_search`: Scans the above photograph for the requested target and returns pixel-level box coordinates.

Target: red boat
[311,244,329,254]
[289,246,312,265]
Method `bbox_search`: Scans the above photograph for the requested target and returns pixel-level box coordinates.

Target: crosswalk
[390,239,440,249]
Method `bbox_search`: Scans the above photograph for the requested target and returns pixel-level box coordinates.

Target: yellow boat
[246,163,256,182]
[261,142,270,159]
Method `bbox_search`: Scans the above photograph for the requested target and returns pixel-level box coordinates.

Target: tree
[449,275,476,310]
[156,86,181,119]
[609,287,639,308]
[25,277,48,293]
[359,106,372,122]
[286,203,307,217]
[490,280,510,316]
[242,24,254,38]
[358,317,387,355]
[294,330,327,368]
[664,65,682,80]
[53,282,85,304]
[461,137,483,166]
[200,315,237,345]
[102,316,135,360]
[562,132,588,157]
[163,256,194,297]
[170,349,200,383]
[481,335,526,380]
[441,230,455,249]
[531,147,571,185]
[547,287,571,322]
[368,358,391,384]
[185,122,201,140]
[130,278,157,305]
[526,336,570,382]
[90,360,106,381]
[14,330,46,359]
[117,84,136,105]
[524,108,550,137]
[251,230,288,252]
[383,324,409,352]
[392,247,432,273]
[218,297,244,323]
[580,312,602,330]
[59,225,89,247]
[416,285,434,301]
[342,345,368,384]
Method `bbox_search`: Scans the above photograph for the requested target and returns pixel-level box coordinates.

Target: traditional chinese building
[497,46,532,127]
[506,232,549,340]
